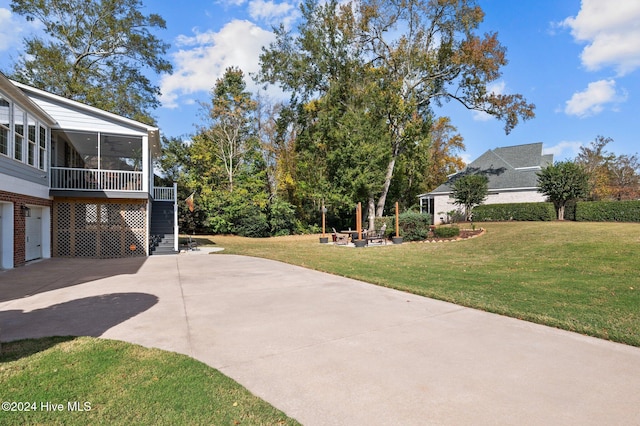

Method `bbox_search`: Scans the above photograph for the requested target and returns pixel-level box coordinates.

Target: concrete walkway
[1,254,639,425]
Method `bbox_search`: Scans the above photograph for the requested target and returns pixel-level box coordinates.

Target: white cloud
[562,0,640,75]
[0,7,33,52]
[160,19,277,109]
[0,8,13,51]
[0,6,43,56]
[217,0,248,7]
[543,141,582,161]
[248,0,299,28]
[564,79,627,117]
[473,81,506,122]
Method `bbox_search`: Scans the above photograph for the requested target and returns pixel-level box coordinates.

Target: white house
[418,143,553,225]
[0,73,176,269]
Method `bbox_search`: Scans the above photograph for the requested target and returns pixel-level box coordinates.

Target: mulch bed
[421,228,485,243]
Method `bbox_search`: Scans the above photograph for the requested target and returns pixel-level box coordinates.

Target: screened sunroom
[50,130,144,192]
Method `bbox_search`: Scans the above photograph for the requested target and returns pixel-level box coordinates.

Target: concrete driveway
[1,253,640,425]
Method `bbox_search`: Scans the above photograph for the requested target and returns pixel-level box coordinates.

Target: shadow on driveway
[0,292,158,345]
[0,257,148,303]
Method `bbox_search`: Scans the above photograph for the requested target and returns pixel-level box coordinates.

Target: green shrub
[472,202,556,221]
[575,200,640,222]
[433,226,460,238]
[564,200,577,221]
[268,198,297,236]
[235,205,270,237]
[397,211,432,241]
[374,216,395,238]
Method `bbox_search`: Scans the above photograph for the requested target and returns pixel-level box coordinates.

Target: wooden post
[395,201,400,237]
[357,202,362,240]
[322,203,326,238]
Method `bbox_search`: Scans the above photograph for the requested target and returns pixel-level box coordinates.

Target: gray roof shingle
[427,142,552,194]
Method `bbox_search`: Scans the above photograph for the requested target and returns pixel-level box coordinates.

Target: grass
[207,221,640,347]
[0,336,300,426]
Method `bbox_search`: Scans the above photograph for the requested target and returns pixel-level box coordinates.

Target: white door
[25,207,42,261]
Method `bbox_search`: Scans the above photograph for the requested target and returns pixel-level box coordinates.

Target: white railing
[153,186,175,201]
[51,167,143,191]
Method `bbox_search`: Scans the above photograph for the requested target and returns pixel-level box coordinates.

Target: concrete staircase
[150,200,177,255]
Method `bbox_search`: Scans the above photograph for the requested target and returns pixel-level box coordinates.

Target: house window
[14,105,24,161]
[0,96,9,156]
[27,115,37,166]
[39,125,47,170]
[0,92,49,168]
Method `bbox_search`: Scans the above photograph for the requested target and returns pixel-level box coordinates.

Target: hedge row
[472,200,640,222]
[472,203,556,222]
[575,200,640,222]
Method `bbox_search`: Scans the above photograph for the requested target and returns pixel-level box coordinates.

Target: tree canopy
[199,67,258,192]
[451,174,488,221]
[575,136,640,201]
[9,0,172,124]
[537,161,590,220]
[163,0,540,236]
[257,0,534,219]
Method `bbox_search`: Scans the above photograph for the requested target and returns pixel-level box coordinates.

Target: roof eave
[0,74,57,126]
[10,79,158,134]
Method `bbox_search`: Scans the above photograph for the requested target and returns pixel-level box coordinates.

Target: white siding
[0,172,50,199]
[485,189,547,205]
[431,189,547,225]
[26,94,148,136]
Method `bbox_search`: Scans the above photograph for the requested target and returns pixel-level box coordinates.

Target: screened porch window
[50,129,144,191]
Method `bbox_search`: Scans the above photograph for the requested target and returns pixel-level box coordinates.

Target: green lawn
[208,221,640,347]
[0,337,299,426]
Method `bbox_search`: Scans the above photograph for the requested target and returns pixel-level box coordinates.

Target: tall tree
[200,67,258,192]
[575,135,640,201]
[537,161,589,220]
[258,0,535,217]
[360,0,534,216]
[575,136,615,200]
[425,117,466,191]
[10,0,172,124]
[609,153,640,200]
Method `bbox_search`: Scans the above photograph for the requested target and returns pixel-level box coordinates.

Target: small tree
[451,174,489,221]
[537,161,589,220]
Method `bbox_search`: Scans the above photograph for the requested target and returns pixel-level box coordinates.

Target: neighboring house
[0,73,176,269]
[418,142,553,225]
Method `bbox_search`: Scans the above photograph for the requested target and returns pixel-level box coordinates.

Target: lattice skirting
[53,199,147,258]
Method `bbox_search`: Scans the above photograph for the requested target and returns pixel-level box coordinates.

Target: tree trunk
[228,158,234,192]
[367,197,376,230]
[557,204,565,220]
[376,155,397,217]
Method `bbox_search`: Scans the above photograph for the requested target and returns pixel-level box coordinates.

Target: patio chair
[182,235,198,251]
[366,223,387,245]
[332,228,349,245]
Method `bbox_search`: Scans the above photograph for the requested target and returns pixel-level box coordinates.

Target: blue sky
[1,0,639,164]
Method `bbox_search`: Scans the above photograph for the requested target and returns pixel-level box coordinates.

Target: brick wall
[0,190,53,268]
